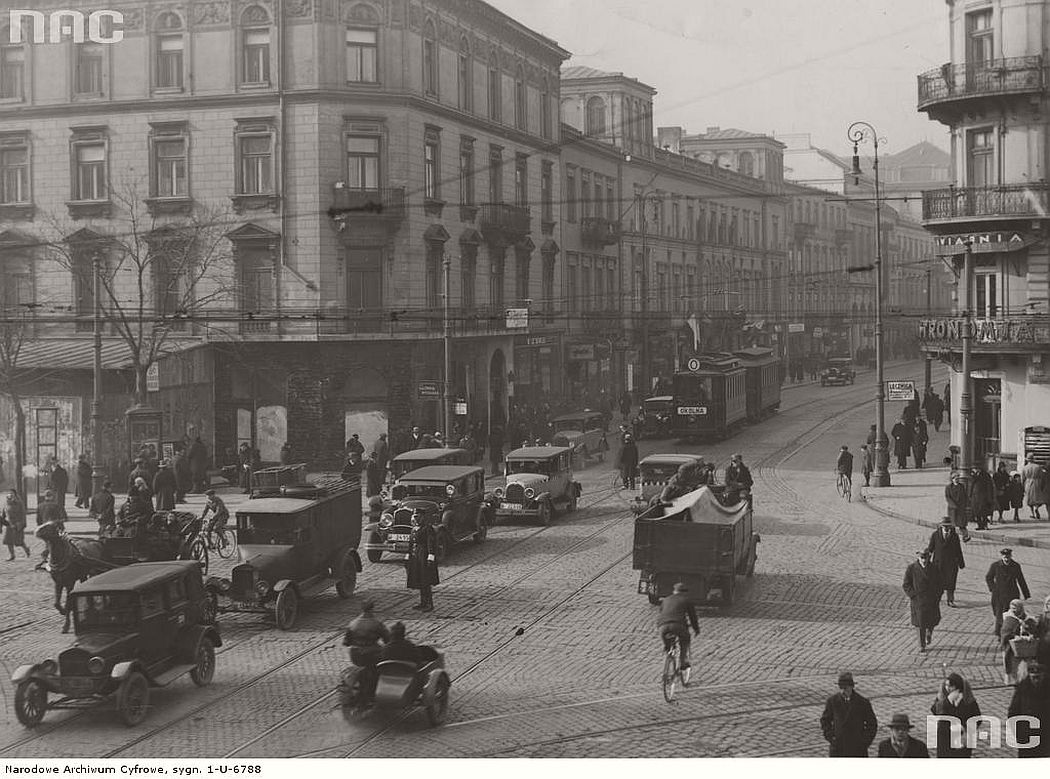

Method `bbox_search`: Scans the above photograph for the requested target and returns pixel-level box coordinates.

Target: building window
[967,128,995,188]
[0,138,29,204]
[72,141,106,201]
[346,28,378,83]
[346,248,382,310]
[581,263,591,312]
[237,133,274,194]
[152,135,188,198]
[490,250,505,309]
[460,138,475,205]
[461,244,477,309]
[607,182,615,221]
[72,246,97,322]
[975,271,999,317]
[240,6,272,85]
[239,248,274,313]
[150,231,191,326]
[75,44,104,95]
[586,96,606,136]
[540,161,553,224]
[567,255,578,312]
[489,146,502,203]
[594,176,603,219]
[346,135,380,189]
[672,202,680,238]
[424,130,440,200]
[488,54,501,121]
[425,242,442,309]
[422,21,437,96]
[156,34,184,89]
[566,167,576,222]
[458,39,472,110]
[540,78,551,139]
[514,67,526,130]
[516,249,530,301]
[0,33,25,101]
[580,173,591,219]
[966,9,994,67]
[739,151,755,177]
[514,155,527,207]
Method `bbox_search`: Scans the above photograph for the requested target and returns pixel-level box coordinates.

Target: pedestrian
[50,462,69,509]
[364,452,384,498]
[618,433,639,490]
[876,714,929,757]
[985,547,1031,637]
[341,451,363,479]
[929,672,981,758]
[903,390,920,426]
[74,454,92,509]
[173,448,191,504]
[1,489,31,560]
[1006,470,1025,523]
[346,434,365,458]
[1007,661,1050,758]
[922,390,944,432]
[188,436,209,492]
[488,425,504,477]
[943,382,951,423]
[836,446,853,496]
[238,442,253,495]
[819,671,878,757]
[279,441,293,466]
[374,433,390,475]
[967,465,994,530]
[926,518,964,607]
[1035,595,1050,668]
[903,549,942,652]
[127,458,151,493]
[944,471,970,542]
[866,423,877,448]
[1000,598,1038,685]
[890,416,911,469]
[152,459,177,511]
[36,490,63,529]
[911,417,928,469]
[859,444,873,487]
[1021,456,1048,519]
[406,511,438,612]
[992,462,1011,523]
[619,390,632,422]
[89,480,116,534]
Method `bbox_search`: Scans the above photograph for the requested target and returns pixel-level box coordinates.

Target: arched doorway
[339,367,389,455]
[489,349,507,432]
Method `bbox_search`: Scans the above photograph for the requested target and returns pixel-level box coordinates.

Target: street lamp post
[442,255,452,443]
[847,121,890,487]
[91,250,106,492]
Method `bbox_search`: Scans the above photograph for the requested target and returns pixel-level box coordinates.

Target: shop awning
[7,338,198,370]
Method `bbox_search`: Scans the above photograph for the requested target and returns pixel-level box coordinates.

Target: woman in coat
[968,467,995,530]
[1007,471,1025,523]
[1,490,30,560]
[74,454,92,509]
[1022,458,1048,519]
[406,513,439,612]
[992,462,1011,523]
[930,673,981,757]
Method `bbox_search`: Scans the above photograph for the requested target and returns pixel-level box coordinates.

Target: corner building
[917,0,1050,468]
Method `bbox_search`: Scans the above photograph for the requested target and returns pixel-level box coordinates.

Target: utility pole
[91,250,106,492]
[959,242,974,473]
[442,255,452,443]
[923,263,933,397]
[639,193,650,395]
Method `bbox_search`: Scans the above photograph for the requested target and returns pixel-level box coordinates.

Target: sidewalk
[862,463,1050,551]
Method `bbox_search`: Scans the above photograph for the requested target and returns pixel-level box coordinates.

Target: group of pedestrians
[944,460,1049,538]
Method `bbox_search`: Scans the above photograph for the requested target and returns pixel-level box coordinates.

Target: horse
[35,522,114,633]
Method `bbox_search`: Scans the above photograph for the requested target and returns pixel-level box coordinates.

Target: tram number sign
[686,357,703,372]
[886,380,915,401]
[677,406,707,416]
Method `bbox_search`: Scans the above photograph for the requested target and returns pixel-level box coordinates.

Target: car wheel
[335,550,357,599]
[424,674,451,727]
[434,530,451,564]
[538,500,553,527]
[202,588,219,626]
[275,588,299,631]
[14,680,47,728]
[115,671,150,727]
[190,637,216,687]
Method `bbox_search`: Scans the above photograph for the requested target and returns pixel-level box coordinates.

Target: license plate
[388,533,411,542]
[62,678,97,696]
[501,503,523,510]
[677,406,707,415]
[637,576,651,594]
[233,600,256,610]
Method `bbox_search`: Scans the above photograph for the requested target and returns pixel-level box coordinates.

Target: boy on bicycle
[658,582,700,669]
[836,446,853,486]
[202,489,230,533]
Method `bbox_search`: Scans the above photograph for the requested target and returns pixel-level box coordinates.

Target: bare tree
[0,310,42,500]
[45,182,238,404]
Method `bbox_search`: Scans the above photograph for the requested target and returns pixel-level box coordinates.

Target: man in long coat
[902,550,941,652]
[968,465,995,530]
[926,518,964,607]
[406,513,439,612]
[152,460,177,512]
[985,547,1031,636]
[618,433,639,490]
[74,454,92,509]
[89,480,116,533]
[49,462,69,510]
[188,436,208,493]
[820,671,878,757]
[944,471,970,540]
[173,449,192,504]
[890,417,911,469]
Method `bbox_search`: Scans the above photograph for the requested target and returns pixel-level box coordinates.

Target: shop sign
[516,334,557,348]
[417,380,441,400]
[788,323,805,334]
[454,402,468,416]
[918,318,1036,344]
[568,345,595,361]
[933,231,1028,256]
[506,308,529,329]
[886,380,915,401]
[146,363,160,393]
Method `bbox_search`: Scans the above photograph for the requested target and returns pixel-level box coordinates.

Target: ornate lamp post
[847,121,890,487]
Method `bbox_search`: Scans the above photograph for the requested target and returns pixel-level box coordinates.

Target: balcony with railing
[922,182,1050,223]
[328,186,406,231]
[580,216,621,247]
[479,203,531,246]
[917,57,1044,117]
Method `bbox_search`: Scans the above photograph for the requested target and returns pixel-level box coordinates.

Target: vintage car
[389,448,471,480]
[633,486,759,607]
[364,465,490,563]
[820,357,856,386]
[633,396,674,439]
[550,410,608,467]
[491,446,581,525]
[205,478,362,630]
[338,645,451,727]
[11,560,220,728]
[630,453,709,514]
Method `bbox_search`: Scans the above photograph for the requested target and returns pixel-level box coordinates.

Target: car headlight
[40,659,57,675]
[379,512,393,528]
[524,487,535,499]
[494,487,504,498]
[87,656,106,675]
[255,579,270,596]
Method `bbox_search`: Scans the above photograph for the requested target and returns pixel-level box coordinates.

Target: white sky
[489,0,951,155]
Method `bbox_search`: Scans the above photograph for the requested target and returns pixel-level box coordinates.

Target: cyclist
[836,445,854,493]
[201,489,230,535]
[342,601,390,704]
[658,582,700,669]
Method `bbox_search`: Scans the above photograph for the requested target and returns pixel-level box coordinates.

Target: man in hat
[152,458,177,511]
[903,549,942,652]
[1007,661,1050,758]
[944,471,970,542]
[345,433,365,458]
[618,433,639,490]
[926,518,965,607]
[657,582,699,671]
[820,671,878,757]
[342,599,390,704]
[88,480,116,534]
[876,714,929,757]
[985,548,1031,636]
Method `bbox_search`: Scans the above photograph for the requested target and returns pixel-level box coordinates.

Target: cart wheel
[115,671,150,726]
[202,588,219,625]
[538,500,553,527]
[215,528,236,560]
[424,675,450,726]
[14,680,47,728]
[189,637,216,687]
[335,550,357,599]
[275,588,299,630]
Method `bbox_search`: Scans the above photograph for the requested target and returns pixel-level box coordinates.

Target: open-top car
[389,448,470,480]
[633,396,674,439]
[364,465,489,563]
[11,560,220,728]
[550,410,608,467]
[820,357,856,386]
[491,446,581,525]
[205,477,362,630]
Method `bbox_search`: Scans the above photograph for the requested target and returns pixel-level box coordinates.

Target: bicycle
[836,471,852,502]
[200,512,236,560]
[661,632,692,702]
